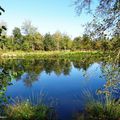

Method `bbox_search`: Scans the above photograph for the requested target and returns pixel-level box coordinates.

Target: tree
[60,34,72,50]
[101,39,110,51]
[72,36,82,50]
[52,31,63,50]
[43,33,55,51]
[25,33,44,51]
[21,20,37,35]
[110,34,120,51]
[74,0,120,38]
[0,34,7,50]
[0,6,12,113]
[32,33,44,50]
[12,27,23,50]
[13,27,22,38]
[81,34,92,50]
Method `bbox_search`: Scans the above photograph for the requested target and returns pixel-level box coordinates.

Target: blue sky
[1,0,94,38]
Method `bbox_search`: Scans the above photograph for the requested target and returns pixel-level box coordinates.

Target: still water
[2,58,106,120]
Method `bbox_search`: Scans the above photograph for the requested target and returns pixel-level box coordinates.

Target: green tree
[22,35,31,51]
[111,35,120,51]
[24,33,44,51]
[32,33,44,50]
[72,36,82,50]
[81,34,92,50]
[0,6,12,115]
[13,27,22,38]
[52,31,63,50]
[4,36,14,50]
[60,34,72,50]
[12,27,23,50]
[43,33,55,51]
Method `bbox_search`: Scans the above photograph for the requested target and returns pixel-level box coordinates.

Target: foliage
[75,85,120,120]
[12,27,23,50]
[75,99,120,120]
[74,0,120,38]
[43,33,55,51]
[0,6,12,115]
[96,51,120,104]
[0,28,119,51]
[0,53,111,88]
[0,17,119,51]
[5,100,53,120]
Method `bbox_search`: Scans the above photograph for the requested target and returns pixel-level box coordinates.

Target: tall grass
[74,89,120,120]
[3,91,57,120]
[5,100,52,120]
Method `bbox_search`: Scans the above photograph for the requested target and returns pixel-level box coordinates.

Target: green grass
[75,95,120,120]
[4,100,55,120]
[75,100,120,120]
[0,50,103,59]
[2,91,56,120]
[86,100,120,120]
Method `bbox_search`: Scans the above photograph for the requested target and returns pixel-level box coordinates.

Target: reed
[4,91,57,120]
[74,89,120,120]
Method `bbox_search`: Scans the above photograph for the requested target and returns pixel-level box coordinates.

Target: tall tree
[60,34,72,50]
[32,33,44,50]
[21,20,37,35]
[43,33,55,51]
[52,31,63,50]
[81,34,92,50]
[12,27,23,50]
[72,36,82,50]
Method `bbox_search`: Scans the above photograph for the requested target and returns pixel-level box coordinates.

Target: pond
[1,58,108,120]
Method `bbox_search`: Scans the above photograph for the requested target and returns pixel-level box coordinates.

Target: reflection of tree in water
[43,60,56,74]
[0,56,103,87]
[52,59,63,75]
[22,72,39,87]
[62,59,71,75]
[72,56,97,71]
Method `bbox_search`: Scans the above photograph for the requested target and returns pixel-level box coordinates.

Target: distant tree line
[0,21,119,51]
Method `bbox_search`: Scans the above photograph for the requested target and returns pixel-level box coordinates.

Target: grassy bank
[0,50,103,59]
[3,100,55,120]
[75,99,120,120]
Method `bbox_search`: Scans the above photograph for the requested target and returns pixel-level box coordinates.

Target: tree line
[0,21,119,51]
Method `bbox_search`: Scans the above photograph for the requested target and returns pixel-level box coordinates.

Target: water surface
[1,58,107,120]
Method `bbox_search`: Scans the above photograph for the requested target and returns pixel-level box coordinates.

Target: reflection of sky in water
[6,61,106,120]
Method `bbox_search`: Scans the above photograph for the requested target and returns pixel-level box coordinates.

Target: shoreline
[0,50,102,59]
